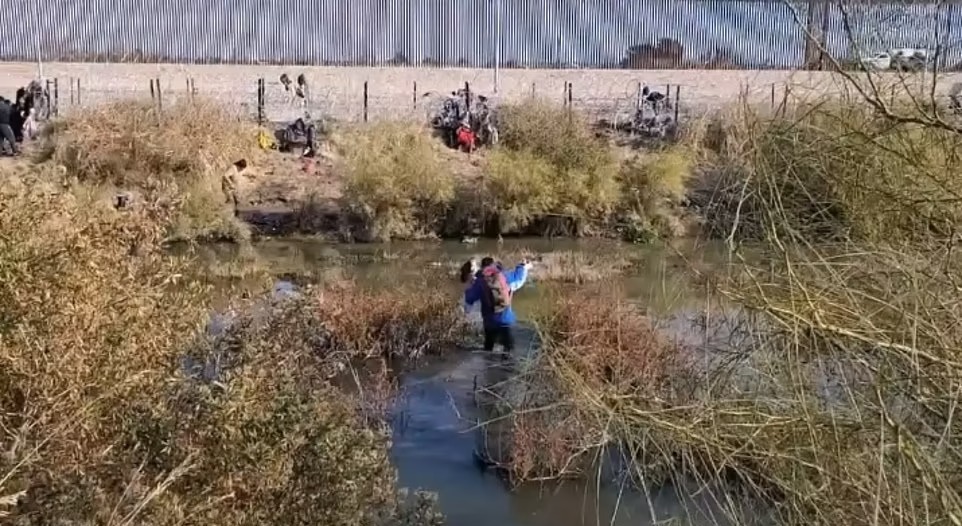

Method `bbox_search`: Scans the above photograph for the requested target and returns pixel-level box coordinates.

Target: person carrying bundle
[463,256,533,357]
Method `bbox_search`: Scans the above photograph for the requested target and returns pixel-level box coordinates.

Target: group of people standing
[0,80,45,156]
[460,256,533,357]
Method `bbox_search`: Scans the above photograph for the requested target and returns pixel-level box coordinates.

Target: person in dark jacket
[0,98,19,155]
[642,86,667,114]
[463,256,532,356]
[9,99,26,142]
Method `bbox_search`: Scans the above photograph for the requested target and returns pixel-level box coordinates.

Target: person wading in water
[463,256,532,358]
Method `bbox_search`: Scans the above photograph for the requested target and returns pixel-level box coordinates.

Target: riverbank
[4,96,962,524]
[3,97,703,244]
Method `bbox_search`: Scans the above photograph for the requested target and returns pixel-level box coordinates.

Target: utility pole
[494,0,501,93]
[34,1,44,80]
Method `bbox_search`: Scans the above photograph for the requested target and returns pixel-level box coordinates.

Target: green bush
[486,102,619,235]
[340,123,455,241]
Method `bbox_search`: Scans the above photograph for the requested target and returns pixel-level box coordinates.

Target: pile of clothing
[272,116,319,158]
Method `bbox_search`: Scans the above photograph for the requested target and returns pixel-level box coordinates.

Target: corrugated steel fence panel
[0,0,955,69]
[822,2,961,68]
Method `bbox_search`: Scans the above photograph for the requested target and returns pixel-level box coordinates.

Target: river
[194,237,745,526]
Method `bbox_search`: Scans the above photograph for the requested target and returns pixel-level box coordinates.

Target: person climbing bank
[463,256,533,356]
[0,97,19,156]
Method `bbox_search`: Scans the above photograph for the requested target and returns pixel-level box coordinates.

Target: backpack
[481,266,511,314]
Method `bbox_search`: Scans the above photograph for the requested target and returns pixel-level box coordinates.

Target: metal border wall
[2,0,959,70]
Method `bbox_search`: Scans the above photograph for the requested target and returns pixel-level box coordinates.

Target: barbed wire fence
[34,62,962,133]
[43,67,817,127]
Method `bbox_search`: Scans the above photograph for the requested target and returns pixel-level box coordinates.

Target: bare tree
[785,0,962,133]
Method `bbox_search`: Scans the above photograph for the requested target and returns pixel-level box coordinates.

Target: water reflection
[194,238,747,526]
[195,237,733,315]
[394,349,739,526]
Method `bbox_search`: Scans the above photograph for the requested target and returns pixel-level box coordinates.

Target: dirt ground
[237,134,483,207]
[240,148,341,212]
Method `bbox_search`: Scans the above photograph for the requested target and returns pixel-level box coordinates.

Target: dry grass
[0,171,450,524]
[338,122,455,241]
[41,99,256,187]
[476,285,690,485]
[482,96,962,525]
[286,279,467,362]
[531,251,632,284]
[38,99,258,241]
[690,98,962,243]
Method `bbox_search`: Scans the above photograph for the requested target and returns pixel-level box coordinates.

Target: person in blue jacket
[464,256,532,355]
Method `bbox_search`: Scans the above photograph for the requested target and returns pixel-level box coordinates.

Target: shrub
[487,102,620,235]
[618,146,695,239]
[548,96,962,526]
[689,98,962,524]
[692,100,962,243]
[0,173,446,525]
[482,149,557,232]
[39,100,256,241]
[41,100,255,188]
[621,147,692,207]
[0,174,212,522]
[476,285,689,484]
[208,279,467,365]
[339,123,455,241]
[496,101,612,173]
[155,315,399,526]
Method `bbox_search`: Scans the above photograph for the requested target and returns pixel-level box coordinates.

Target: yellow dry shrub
[40,99,257,241]
[340,123,455,241]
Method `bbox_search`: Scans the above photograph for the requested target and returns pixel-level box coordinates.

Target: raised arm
[503,264,529,292]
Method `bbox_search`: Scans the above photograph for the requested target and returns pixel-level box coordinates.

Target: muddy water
[199,238,742,526]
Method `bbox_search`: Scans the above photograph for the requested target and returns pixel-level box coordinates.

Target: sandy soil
[2,61,957,122]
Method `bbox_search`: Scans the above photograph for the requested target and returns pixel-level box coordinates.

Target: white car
[860,52,892,71]
[859,49,929,72]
